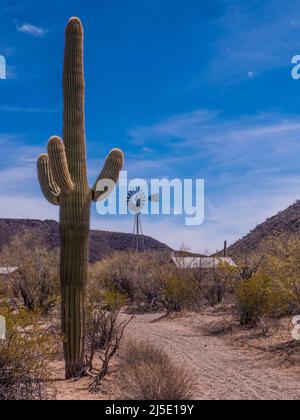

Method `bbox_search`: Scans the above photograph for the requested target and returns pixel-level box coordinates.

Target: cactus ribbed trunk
[60,17,89,379]
[37,17,124,379]
[60,220,89,379]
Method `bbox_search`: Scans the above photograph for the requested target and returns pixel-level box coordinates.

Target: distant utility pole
[224,240,228,258]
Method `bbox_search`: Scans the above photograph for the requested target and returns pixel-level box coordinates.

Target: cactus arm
[92,148,124,201]
[37,154,60,205]
[48,136,74,193]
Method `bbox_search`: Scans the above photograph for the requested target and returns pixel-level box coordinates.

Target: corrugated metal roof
[171,256,236,269]
[0,267,18,275]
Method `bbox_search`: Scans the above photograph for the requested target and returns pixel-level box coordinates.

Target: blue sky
[1,0,300,253]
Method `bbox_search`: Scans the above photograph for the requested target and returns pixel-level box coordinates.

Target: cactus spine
[37,17,124,379]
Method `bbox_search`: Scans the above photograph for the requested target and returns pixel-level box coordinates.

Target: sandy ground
[52,308,300,400]
[123,310,300,401]
[50,360,122,400]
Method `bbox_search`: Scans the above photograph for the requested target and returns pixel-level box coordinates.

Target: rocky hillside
[223,201,300,260]
[0,219,171,263]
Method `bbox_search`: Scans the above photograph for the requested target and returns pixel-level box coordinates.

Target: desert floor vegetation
[0,304,57,400]
[1,232,300,400]
[0,230,59,314]
[119,339,197,400]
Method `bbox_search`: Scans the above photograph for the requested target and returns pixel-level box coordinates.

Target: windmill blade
[127,188,138,204]
[127,187,146,214]
[127,191,134,204]
[149,193,160,202]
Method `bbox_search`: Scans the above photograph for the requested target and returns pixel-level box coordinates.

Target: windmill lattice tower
[127,187,146,253]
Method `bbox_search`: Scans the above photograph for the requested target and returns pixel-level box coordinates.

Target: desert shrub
[0,231,59,314]
[85,285,131,389]
[233,235,300,326]
[0,305,56,400]
[160,275,196,314]
[258,235,300,314]
[204,284,225,306]
[235,273,288,326]
[102,289,127,311]
[239,258,264,280]
[120,339,196,400]
[85,288,126,365]
[90,251,206,313]
[89,251,171,312]
[90,252,137,298]
[175,257,239,308]
[202,264,233,306]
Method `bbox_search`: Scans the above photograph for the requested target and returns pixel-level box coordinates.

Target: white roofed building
[0,267,19,276]
[171,256,236,269]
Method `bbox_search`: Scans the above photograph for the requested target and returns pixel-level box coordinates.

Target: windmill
[127,187,159,253]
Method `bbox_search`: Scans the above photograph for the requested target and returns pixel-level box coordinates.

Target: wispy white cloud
[129,109,300,154]
[2,106,300,253]
[127,109,300,176]
[127,110,219,145]
[124,108,300,251]
[16,23,47,38]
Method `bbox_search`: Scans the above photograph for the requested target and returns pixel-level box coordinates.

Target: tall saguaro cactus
[37,17,124,379]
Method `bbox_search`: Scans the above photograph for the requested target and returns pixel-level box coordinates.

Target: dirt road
[124,313,300,401]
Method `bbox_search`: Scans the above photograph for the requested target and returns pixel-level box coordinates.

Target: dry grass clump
[120,339,197,400]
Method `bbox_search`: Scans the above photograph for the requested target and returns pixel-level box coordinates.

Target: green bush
[260,236,300,314]
[235,273,288,326]
[161,275,195,314]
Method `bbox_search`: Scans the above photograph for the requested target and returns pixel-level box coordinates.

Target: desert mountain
[0,218,171,263]
[222,201,300,260]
